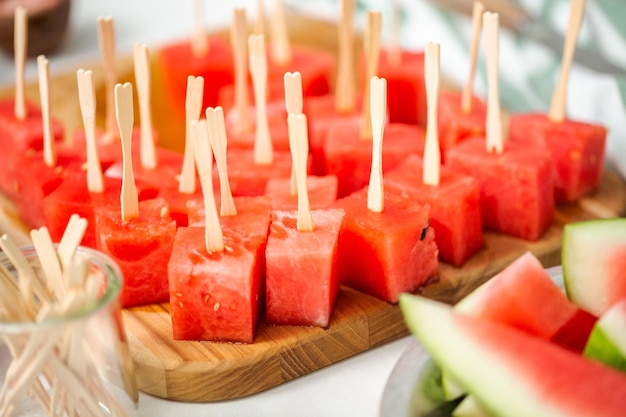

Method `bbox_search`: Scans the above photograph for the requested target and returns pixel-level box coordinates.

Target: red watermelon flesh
[446,137,555,241]
[384,155,483,266]
[509,113,607,203]
[456,252,587,341]
[364,49,426,125]
[168,225,266,343]
[157,186,203,228]
[550,308,599,354]
[223,100,290,152]
[324,118,426,198]
[218,46,334,112]
[104,147,184,191]
[223,149,298,197]
[187,196,272,235]
[0,99,65,199]
[95,198,176,308]
[13,146,84,229]
[400,294,626,417]
[264,175,339,210]
[333,188,438,303]
[42,174,159,248]
[265,208,345,327]
[303,93,362,175]
[157,36,234,119]
[437,90,486,163]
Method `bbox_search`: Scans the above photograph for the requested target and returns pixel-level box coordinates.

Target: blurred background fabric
[286,0,626,180]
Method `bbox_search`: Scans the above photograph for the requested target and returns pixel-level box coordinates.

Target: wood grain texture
[0,13,625,403]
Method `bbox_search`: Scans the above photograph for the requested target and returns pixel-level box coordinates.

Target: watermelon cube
[384,155,483,266]
[104,147,184,191]
[157,35,234,120]
[223,100,290,152]
[303,93,362,175]
[446,137,555,241]
[43,174,159,248]
[437,90,486,162]
[509,113,607,203]
[324,118,425,197]
[333,188,438,303]
[13,146,84,229]
[369,49,426,125]
[223,149,298,197]
[264,175,339,210]
[95,198,177,307]
[0,99,64,198]
[169,196,271,342]
[265,208,345,327]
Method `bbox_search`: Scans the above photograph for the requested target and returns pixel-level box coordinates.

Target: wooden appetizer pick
[97,16,118,141]
[284,71,304,195]
[270,0,291,65]
[335,0,356,113]
[77,68,105,193]
[255,0,265,35]
[361,10,382,140]
[206,106,237,216]
[423,42,441,186]
[387,0,402,67]
[483,11,503,154]
[192,119,224,253]
[179,75,204,194]
[289,113,313,231]
[462,1,485,113]
[549,0,586,123]
[367,76,387,213]
[115,83,139,221]
[14,6,27,120]
[192,0,209,57]
[37,55,56,168]
[249,34,273,165]
[134,43,156,170]
[231,8,252,135]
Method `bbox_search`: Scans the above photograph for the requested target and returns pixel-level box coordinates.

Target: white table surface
[0,1,415,416]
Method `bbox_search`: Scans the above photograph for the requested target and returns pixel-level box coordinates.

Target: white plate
[379,266,564,417]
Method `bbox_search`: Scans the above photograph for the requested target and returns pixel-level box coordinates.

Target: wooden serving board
[1,13,625,403]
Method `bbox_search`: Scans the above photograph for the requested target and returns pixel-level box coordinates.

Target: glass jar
[0,245,138,417]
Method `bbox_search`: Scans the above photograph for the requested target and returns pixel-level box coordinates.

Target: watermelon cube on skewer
[169,113,269,343]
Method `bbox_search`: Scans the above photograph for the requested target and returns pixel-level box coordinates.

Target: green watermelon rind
[562,218,626,316]
[400,294,555,417]
[583,301,626,373]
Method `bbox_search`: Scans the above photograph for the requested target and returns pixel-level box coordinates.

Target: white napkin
[287,0,626,180]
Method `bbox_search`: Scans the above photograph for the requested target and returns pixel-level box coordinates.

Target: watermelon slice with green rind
[400,294,626,417]
[562,218,626,317]
[584,298,626,373]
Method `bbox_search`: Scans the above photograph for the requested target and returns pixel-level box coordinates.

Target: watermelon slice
[104,147,184,191]
[509,113,607,203]
[562,218,626,317]
[384,155,483,266]
[399,294,626,417]
[437,90,486,163]
[94,198,177,308]
[446,137,554,241]
[584,299,626,373]
[333,188,438,303]
[224,100,290,152]
[265,208,344,327]
[224,149,299,197]
[455,252,584,341]
[324,119,426,198]
[264,175,338,210]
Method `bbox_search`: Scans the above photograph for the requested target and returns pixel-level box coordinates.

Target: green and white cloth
[287,0,626,180]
